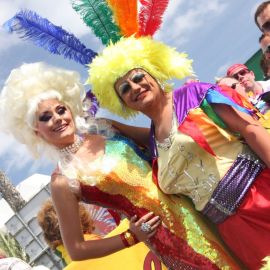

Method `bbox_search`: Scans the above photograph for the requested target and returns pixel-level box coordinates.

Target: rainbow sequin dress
[60,134,240,269]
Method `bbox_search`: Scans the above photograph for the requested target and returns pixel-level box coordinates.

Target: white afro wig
[0,62,85,157]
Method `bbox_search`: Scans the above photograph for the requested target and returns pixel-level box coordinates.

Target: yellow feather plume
[88,37,193,118]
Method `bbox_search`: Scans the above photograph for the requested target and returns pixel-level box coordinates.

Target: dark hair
[260,54,270,78]
[259,33,266,42]
[37,199,95,250]
[255,1,270,30]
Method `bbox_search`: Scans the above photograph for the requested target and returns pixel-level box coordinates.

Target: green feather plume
[71,0,122,46]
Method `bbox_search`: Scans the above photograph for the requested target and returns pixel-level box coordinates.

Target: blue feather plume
[3,10,97,65]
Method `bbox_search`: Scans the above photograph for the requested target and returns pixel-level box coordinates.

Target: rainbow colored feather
[71,0,121,46]
[107,0,138,37]
[138,0,169,36]
[3,10,97,65]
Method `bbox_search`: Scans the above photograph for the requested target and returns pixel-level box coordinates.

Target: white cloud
[251,1,263,19]
[21,0,91,37]
[157,0,228,46]
[0,0,92,53]
[216,62,231,77]
[0,29,20,52]
[0,132,52,176]
[0,0,21,23]
[0,0,24,51]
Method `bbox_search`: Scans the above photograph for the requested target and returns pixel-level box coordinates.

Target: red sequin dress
[60,134,241,269]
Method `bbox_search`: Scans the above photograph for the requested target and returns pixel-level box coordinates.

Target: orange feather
[107,0,138,37]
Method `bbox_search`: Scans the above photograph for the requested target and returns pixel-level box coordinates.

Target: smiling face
[114,68,162,113]
[34,99,76,148]
[229,68,256,92]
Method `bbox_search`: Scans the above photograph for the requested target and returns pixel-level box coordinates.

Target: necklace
[59,135,83,155]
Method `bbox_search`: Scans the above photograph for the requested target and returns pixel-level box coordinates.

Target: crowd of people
[1,1,270,270]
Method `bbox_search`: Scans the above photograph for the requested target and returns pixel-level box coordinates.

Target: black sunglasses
[262,21,270,33]
[233,69,250,80]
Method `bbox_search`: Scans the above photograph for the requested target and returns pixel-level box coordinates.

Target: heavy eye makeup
[131,72,145,83]
[38,105,67,122]
[118,82,131,96]
[57,105,67,115]
[38,113,52,122]
[117,72,146,96]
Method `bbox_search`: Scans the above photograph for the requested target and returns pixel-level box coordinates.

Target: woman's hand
[129,212,161,242]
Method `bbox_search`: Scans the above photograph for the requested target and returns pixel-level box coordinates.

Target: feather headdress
[88,37,193,118]
[4,10,97,66]
[138,0,170,37]
[4,1,171,65]
[4,1,194,118]
[71,0,169,42]
[71,0,121,46]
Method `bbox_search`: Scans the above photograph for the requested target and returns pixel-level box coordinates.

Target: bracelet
[127,229,139,245]
[120,231,130,247]
[120,230,139,247]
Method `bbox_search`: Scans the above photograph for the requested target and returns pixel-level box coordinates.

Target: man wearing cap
[227,64,270,128]
[226,63,270,101]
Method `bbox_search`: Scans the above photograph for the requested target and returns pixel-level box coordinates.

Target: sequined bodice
[60,134,240,269]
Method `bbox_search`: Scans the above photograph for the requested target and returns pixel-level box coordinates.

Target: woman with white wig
[0,62,241,269]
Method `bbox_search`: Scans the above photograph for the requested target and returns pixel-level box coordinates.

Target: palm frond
[0,231,29,262]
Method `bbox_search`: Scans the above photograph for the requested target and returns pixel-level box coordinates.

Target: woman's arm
[212,104,270,167]
[110,120,150,147]
[50,173,160,261]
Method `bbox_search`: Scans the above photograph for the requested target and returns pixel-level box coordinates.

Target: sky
[0,0,264,186]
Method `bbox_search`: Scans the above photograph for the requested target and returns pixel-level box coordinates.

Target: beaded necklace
[59,135,83,155]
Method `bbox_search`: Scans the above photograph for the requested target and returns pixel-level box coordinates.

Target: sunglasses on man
[262,21,270,33]
[233,69,250,80]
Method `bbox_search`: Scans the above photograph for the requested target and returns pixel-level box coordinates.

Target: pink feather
[138,0,169,37]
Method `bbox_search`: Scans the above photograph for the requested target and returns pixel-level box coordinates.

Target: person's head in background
[37,199,95,250]
[260,54,270,79]
[255,1,270,32]
[259,33,270,60]
[226,63,263,96]
[217,76,248,98]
